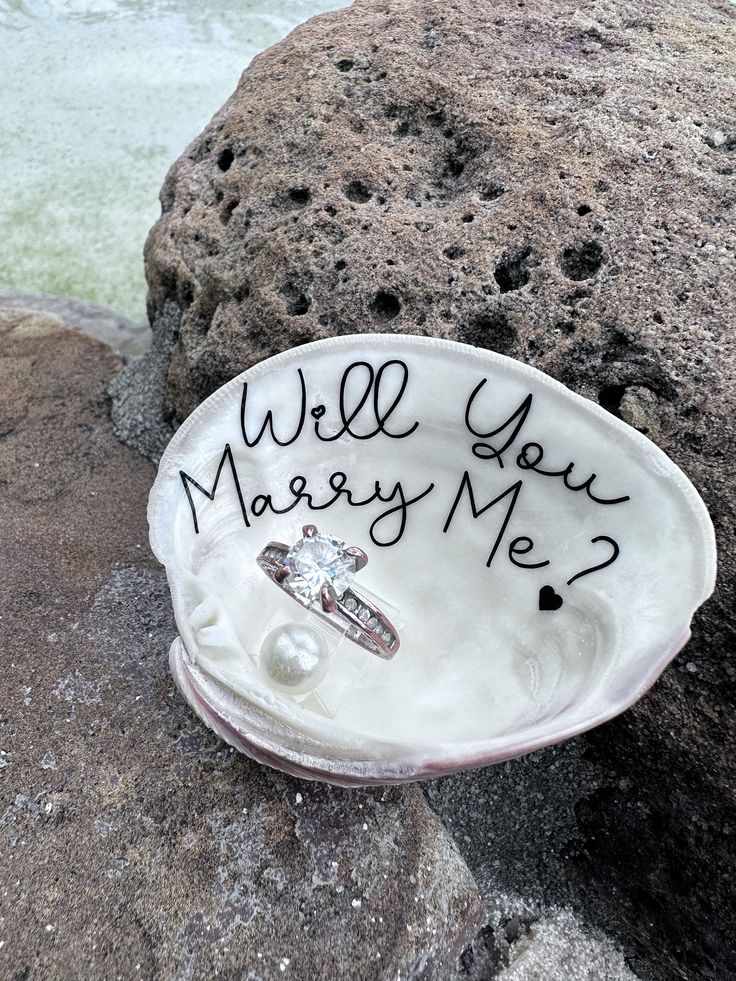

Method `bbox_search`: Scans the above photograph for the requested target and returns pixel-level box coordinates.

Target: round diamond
[367,616,379,630]
[343,596,358,612]
[358,607,371,623]
[285,532,356,603]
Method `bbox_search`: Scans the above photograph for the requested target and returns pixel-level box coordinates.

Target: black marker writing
[180,359,632,599]
[566,535,620,585]
[508,536,550,569]
[464,380,631,507]
[180,444,249,535]
[464,379,532,468]
[181,457,433,548]
[241,369,307,447]
[443,471,523,568]
[316,359,419,442]
[516,442,630,506]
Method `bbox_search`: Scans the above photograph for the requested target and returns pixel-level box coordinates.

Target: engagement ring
[257,525,399,659]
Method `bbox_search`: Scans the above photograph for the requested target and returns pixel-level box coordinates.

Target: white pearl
[259,622,331,695]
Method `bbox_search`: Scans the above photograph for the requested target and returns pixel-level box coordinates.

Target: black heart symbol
[539,585,563,612]
[311,404,326,419]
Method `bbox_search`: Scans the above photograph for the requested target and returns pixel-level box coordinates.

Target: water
[0,0,346,321]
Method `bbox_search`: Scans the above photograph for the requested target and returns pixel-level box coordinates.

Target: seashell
[148,335,716,785]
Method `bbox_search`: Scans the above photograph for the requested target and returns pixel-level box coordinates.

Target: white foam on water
[0,0,347,320]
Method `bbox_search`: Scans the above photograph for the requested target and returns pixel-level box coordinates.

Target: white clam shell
[149,334,716,785]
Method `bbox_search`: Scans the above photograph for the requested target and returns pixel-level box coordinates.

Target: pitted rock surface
[0,310,483,980]
[145,0,735,425]
[137,2,736,979]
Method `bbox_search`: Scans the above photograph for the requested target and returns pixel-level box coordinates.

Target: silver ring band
[257,541,399,660]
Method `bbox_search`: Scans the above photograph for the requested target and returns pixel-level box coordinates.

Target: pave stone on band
[256,525,400,660]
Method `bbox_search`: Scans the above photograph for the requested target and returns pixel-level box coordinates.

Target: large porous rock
[0,309,483,980]
[139,1,736,979]
[144,0,735,424]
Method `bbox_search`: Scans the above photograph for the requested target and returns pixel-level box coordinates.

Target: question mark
[566,535,620,586]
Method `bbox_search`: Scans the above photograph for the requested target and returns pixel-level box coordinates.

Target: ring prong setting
[321,584,338,613]
[346,546,368,571]
[302,524,318,539]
